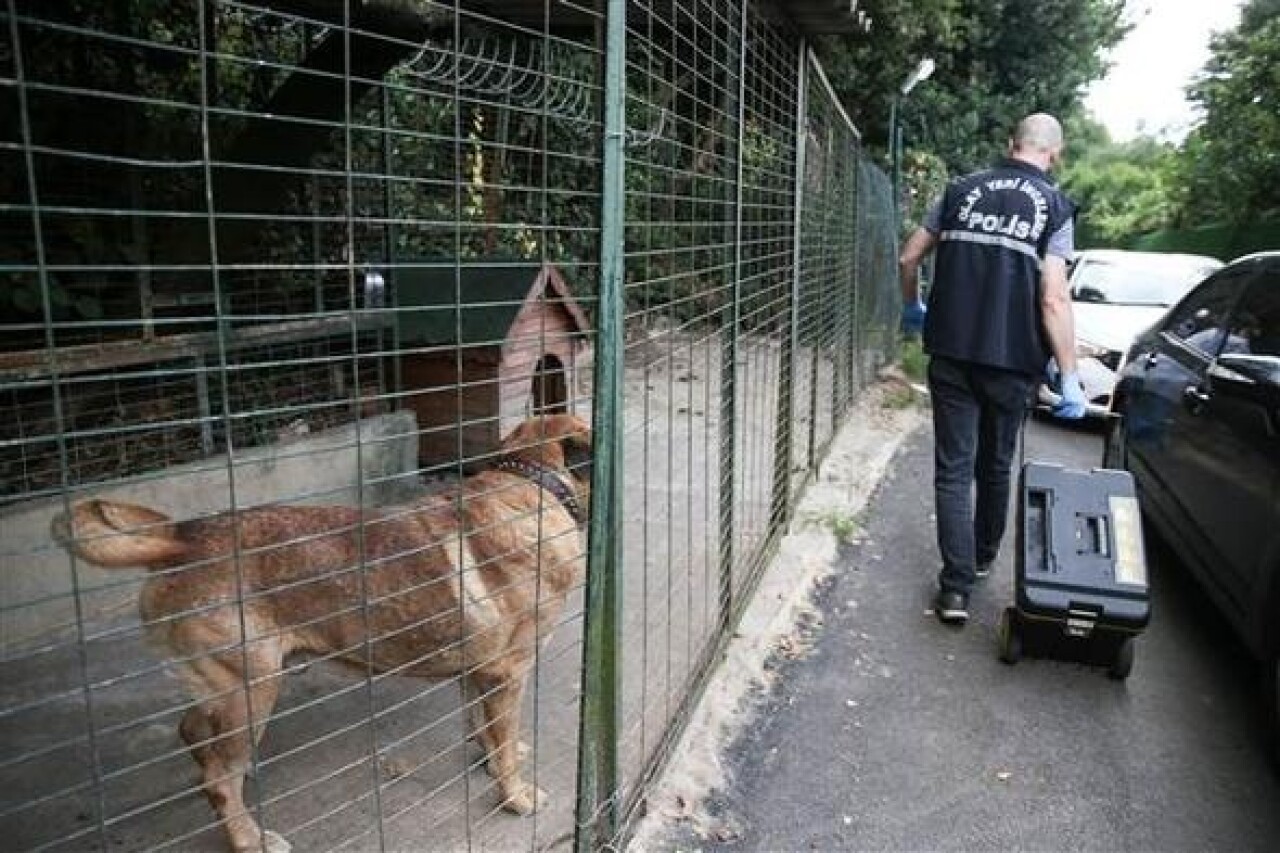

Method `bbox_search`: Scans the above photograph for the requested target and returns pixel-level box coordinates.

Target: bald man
[899,112,1085,626]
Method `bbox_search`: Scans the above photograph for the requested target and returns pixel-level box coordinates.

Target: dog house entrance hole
[533,354,567,414]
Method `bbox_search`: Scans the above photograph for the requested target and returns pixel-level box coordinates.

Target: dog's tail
[52,499,187,568]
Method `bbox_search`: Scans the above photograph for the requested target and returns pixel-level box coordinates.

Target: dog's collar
[494,458,587,528]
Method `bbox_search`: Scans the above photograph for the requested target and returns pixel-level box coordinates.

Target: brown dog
[53,414,592,853]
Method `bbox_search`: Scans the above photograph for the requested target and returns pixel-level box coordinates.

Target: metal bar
[381,83,399,402]
[718,0,748,635]
[574,0,625,847]
[341,0,390,846]
[771,33,807,527]
[893,120,903,220]
[195,5,270,850]
[194,355,216,455]
[850,148,862,395]
[448,9,473,845]
[832,131,845,419]
[806,242,820,472]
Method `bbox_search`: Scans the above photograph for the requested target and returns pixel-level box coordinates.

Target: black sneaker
[975,561,993,580]
[934,590,969,625]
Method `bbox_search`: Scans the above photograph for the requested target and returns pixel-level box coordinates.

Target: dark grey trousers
[926,355,1034,595]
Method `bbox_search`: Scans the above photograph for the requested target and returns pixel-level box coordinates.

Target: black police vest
[923,159,1074,376]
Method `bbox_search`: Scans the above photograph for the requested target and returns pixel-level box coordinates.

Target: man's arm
[1039,250,1076,377]
[899,227,938,305]
[1039,216,1080,376]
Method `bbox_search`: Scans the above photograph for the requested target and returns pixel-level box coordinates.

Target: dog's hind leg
[175,631,289,853]
[469,666,545,815]
[463,679,498,757]
[464,679,531,776]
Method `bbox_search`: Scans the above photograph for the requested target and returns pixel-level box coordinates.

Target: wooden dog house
[394,263,590,469]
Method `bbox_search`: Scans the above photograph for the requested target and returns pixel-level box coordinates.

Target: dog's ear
[500,414,592,476]
[545,415,592,481]
[560,430,593,483]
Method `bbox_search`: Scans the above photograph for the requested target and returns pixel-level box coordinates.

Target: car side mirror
[1210,354,1280,389]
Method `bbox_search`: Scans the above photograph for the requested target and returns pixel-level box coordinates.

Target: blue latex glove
[1052,370,1087,419]
[900,299,926,338]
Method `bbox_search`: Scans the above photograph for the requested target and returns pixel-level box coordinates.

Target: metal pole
[772,40,808,528]
[888,95,898,218]
[850,149,863,396]
[718,0,748,636]
[575,0,625,847]
[893,119,903,225]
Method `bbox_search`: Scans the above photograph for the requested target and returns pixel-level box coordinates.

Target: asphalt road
[683,415,1280,852]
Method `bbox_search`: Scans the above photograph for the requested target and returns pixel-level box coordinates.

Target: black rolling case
[999,461,1150,679]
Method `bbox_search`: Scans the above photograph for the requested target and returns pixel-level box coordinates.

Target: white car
[1039,249,1224,417]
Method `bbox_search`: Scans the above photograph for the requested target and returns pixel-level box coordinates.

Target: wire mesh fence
[0,2,898,851]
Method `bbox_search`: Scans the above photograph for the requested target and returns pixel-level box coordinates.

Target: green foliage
[1058,0,1280,246]
[816,0,1128,175]
[1175,7,1280,223]
[815,509,860,542]
[898,339,926,381]
[1123,220,1280,261]
[880,384,920,411]
[900,148,949,234]
[1059,117,1183,246]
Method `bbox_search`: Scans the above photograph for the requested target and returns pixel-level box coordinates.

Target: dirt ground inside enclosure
[0,328,894,853]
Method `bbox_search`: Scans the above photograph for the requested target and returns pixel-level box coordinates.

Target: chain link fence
[0,2,898,851]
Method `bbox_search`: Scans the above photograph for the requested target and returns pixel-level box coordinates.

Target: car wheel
[1108,637,1135,681]
[998,607,1022,665]
[1102,412,1127,470]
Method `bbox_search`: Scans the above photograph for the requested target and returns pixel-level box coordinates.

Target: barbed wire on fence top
[403,34,667,147]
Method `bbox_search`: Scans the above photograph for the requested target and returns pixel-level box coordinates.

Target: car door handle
[1183,384,1211,413]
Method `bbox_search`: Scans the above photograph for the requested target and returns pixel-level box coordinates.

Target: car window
[1162,267,1251,355]
[1223,270,1280,358]
[1072,258,1219,306]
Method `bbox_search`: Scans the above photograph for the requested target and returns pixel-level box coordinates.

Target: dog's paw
[236,829,291,850]
[501,781,548,816]
[249,830,291,853]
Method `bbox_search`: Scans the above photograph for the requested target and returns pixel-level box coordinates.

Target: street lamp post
[889,57,935,221]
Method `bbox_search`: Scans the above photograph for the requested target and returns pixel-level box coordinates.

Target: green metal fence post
[718,0,748,633]
[771,38,807,527]
[575,0,626,848]
[805,56,823,472]
[839,155,854,414]
[849,150,863,398]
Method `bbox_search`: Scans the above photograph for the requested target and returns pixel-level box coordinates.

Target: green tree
[1058,116,1182,246]
[1173,6,1280,222]
[816,0,1128,174]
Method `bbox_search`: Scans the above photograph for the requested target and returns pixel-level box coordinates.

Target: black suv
[1104,251,1280,750]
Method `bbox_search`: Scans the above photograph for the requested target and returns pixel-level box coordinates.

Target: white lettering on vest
[954,176,1052,242]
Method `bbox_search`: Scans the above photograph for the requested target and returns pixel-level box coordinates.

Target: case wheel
[998,607,1022,665]
[1108,637,1135,680]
